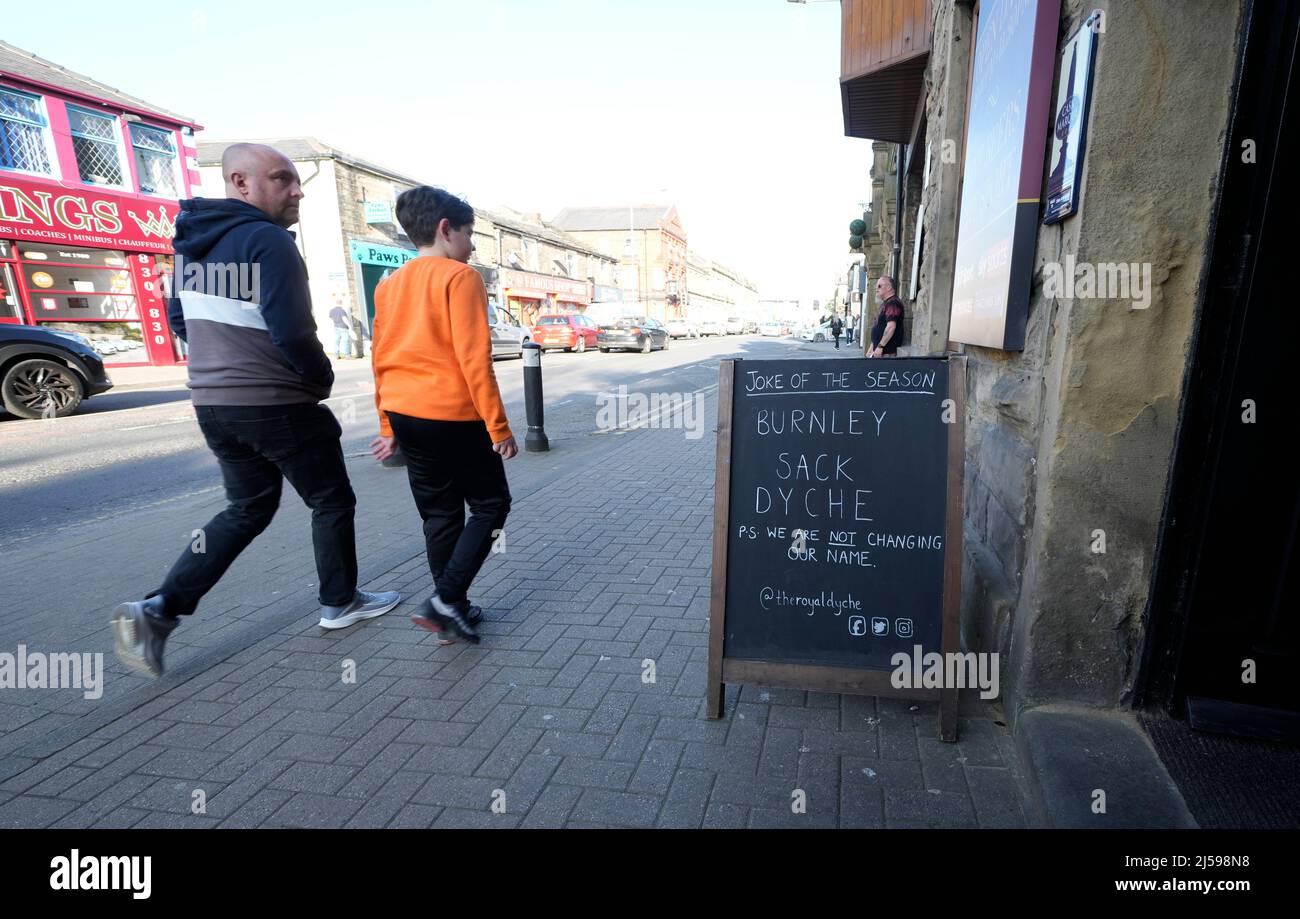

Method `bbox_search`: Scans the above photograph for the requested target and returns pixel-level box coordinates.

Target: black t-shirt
[871,296,905,352]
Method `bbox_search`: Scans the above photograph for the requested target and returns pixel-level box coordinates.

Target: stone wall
[903,0,1245,716]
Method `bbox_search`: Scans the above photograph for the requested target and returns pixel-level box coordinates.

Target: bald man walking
[112,144,399,678]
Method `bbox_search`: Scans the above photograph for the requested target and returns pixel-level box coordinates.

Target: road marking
[119,417,194,431]
[591,382,718,436]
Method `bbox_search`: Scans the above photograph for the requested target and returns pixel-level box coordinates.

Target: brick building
[0,40,201,366]
[684,250,760,325]
[470,206,619,328]
[550,205,688,322]
[198,141,624,347]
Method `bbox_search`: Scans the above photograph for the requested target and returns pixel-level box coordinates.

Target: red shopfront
[0,174,182,366]
[499,267,591,328]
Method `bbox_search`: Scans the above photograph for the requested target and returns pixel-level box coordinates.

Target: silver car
[487,304,529,359]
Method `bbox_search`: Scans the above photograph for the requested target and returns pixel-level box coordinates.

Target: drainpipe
[294,158,323,265]
[893,143,904,279]
[495,225,506,311]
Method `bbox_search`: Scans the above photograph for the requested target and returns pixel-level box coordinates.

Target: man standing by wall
[328,296,353,359]
[111,143,400,679]
[869,275,905,358]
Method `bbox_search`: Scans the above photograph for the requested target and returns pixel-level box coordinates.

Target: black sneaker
[111,596,180,678]
[411,594,480,644]
[431,578,482,625]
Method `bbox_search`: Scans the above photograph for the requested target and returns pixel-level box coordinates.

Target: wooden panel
[893,0,904,61]
[842,0,934,82]
[705,360,735,719]
[722,659,942,701]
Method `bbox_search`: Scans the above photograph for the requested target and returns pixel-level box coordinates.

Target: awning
[841,50,929,143]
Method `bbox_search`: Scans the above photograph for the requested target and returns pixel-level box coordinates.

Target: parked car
[0,323,113,419]
[696,319,725,337]
[597,316,670,353]
[488,303,529,358]
[725,317,745,335]
[532,313,598,352]
[742,321,759,334]
[760,321,785,337]
[801,322,833,343]
[664,318,697,339]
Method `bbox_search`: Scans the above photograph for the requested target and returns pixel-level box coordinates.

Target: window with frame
[0,88,53,175]
[68,107,125,187]
[129,123,178,196]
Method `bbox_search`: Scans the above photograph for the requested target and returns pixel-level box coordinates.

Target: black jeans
[153,403,358,615]
[833,332,841,349]
[388,413,511,605]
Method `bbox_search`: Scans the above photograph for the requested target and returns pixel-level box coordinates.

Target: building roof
[0,40,196,126]
[197,137,426,186]
[551,206,674,232]
[478,206,616,263]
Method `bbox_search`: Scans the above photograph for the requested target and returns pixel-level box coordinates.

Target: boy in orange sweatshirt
[369,186,517,643]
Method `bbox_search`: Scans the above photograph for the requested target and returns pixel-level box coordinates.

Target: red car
[531,313,599,352]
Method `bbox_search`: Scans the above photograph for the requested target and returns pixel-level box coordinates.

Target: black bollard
[522,342,549,452]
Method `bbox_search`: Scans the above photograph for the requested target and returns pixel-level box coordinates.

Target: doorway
[1140,0,1300,742]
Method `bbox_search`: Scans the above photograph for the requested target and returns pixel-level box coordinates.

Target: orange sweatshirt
[371,256,513,442]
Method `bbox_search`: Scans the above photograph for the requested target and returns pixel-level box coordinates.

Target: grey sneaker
[111,596,179,678]
[319,589,401,630]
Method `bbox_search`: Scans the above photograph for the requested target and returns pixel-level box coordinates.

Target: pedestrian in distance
[329,298,352,359]
[369,186,517,646]
[111,143,400,679]
[831,314,843,350]
[869,275,905,358]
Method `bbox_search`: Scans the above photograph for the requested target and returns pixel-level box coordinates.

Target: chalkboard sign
[706,356,966,740]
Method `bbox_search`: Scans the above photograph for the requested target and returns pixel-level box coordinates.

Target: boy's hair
[395,186,474,247]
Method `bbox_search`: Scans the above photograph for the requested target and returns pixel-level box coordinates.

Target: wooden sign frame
[705,354,967,742]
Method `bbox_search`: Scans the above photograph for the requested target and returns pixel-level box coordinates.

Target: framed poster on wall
[1044,12,1101,224]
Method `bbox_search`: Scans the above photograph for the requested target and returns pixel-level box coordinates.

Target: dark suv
[0,324,113,419]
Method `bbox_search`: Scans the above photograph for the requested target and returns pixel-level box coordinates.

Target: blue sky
[6,0,870,299]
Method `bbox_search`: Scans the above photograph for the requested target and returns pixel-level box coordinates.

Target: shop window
[42,319,144,362]
[68,106,125,187]
[30,292,138,322]
[129,123,179,197]
[2,263,22,321]
[0,87,53,176]
[18,242,137,322]
[22,262,134,296]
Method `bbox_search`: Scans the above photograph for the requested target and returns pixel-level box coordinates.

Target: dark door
[1140,1,1300,741]
[359,264,395,328]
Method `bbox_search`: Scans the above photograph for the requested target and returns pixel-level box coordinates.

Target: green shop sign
[349,240,417,267]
